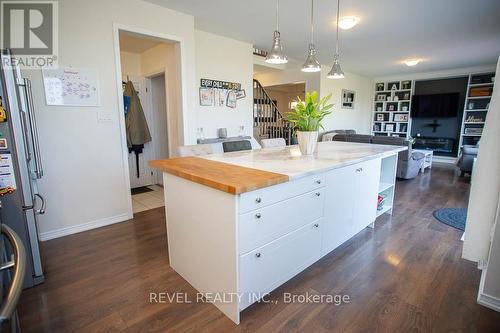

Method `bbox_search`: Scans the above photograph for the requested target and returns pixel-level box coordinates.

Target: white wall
[22,0,196,240]
[195,30,254,138]
[120,51,142,76]
[319,68,374,134]
[463,57,500,264]
[142,43,182,154]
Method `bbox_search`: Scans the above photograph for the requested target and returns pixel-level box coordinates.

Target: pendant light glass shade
[302,44,321,72]
[328,0,345,79]
[266,0,288,64]
[327,54,344,79]
[266,30,288,64]
[301,0,320,72]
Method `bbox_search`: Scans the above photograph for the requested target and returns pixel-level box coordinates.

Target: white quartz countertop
[203,141,407,179]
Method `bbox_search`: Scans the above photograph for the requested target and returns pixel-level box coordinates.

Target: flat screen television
[411,93,460,118]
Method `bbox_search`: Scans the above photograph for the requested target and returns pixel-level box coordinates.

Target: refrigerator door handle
[34,193,45,215]
[21,194,45,215]
[22,78,43,179]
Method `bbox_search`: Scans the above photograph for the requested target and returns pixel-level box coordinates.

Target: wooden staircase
[253,79,293,145]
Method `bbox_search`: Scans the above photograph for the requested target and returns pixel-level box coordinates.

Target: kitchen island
[150,141,406,324]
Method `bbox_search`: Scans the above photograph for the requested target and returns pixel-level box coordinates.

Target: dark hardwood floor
[18,164,500,332]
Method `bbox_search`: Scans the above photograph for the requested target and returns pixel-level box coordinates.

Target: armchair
[457,145,479,176]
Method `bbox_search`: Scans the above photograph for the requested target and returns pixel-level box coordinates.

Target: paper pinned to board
[42,67,100,106]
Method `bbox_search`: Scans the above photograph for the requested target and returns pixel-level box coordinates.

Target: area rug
[131,186,153,195]
[433,208,467,231]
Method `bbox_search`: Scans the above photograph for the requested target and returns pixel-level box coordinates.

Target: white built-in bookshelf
[372,80,414,138]
[459,72,495,147]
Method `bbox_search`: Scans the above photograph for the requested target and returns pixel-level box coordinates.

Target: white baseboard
[477,267,500,312]
[478,293,500,312]
[39,212,133,241]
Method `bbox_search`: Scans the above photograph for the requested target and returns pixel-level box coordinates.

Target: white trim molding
[477,266,500,312]
[478,292,500,312]
[39,213,133,241]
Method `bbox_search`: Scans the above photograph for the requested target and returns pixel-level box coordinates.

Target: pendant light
[266,0,288,64]
[327,0,345,79]
[301,0,321,72]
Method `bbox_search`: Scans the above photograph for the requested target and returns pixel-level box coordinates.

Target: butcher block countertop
[149,156,289,194]
[150,142,406,194]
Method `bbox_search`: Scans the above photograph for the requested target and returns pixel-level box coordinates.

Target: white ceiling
[145,0,500,77]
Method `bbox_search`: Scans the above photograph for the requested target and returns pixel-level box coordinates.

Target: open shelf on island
[376,154,397,219]
[376,204,392,218]
[379,182,394,193]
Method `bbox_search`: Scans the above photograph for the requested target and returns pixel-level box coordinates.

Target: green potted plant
[287,91,333,155]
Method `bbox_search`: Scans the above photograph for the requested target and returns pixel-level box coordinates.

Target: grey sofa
[457,144,479,176]
[327,132,425,179]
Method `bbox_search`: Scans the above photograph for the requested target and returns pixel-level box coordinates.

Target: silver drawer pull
[316,180,322,184]
[255,197,262,203]
[315,192,321,196]
[356,167,363,172]
[255,252,261,258]
[314,223,319,228]
[255,213,261,219]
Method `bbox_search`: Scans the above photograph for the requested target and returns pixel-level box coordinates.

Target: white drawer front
[239,173,325,213]
[239,189,324,254]
[239,219,322,310]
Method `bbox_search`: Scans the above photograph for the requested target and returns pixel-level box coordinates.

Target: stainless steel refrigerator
[0,50,45,288]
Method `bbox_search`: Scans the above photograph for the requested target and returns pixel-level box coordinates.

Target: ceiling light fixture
[301,0,321,72]
[266,0,288,64]
[327,0,345,79]
[404,59,421,67]
[338,16,358,30]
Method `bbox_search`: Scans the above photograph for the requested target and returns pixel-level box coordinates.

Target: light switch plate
[98,113,113,122]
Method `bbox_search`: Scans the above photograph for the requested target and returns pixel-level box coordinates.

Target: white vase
[296,131,319,155]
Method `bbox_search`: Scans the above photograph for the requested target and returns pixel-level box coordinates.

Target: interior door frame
[145,70,170,185]
[112,24,186,216]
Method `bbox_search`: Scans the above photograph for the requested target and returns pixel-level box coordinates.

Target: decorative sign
[200,78,241,91]
[42,67,100,106]
[199,78,246,108]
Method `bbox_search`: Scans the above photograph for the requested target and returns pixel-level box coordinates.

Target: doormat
[131,186,154,195]
[433,208,467,231]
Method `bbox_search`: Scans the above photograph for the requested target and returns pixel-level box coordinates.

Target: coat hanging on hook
[123,80,152,178]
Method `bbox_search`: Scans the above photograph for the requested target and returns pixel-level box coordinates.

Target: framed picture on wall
[236,89,246,99]
[393,113,408,122]
[226,90,237,108]
[199,88,214,106]
[342,89,355,109]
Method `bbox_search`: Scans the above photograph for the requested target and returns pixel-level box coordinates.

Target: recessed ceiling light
[338,16,358,30]
[404,59,421,66]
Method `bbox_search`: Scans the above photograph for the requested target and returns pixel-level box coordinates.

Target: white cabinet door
[352,159,380,234]
[322,164,357,256]
[322,159,381,256]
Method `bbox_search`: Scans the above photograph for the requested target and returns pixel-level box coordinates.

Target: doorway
[117,29,180,214]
